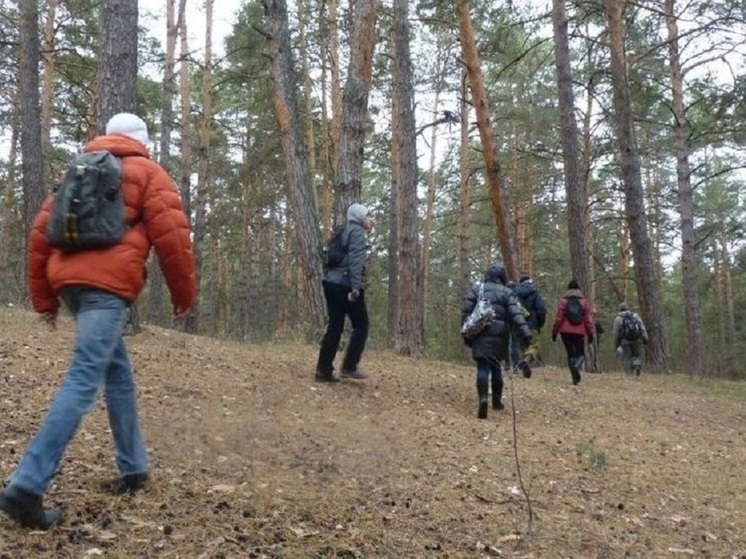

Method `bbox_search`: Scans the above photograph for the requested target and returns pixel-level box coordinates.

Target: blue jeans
[8,288,148,496]
[476,358,503,406]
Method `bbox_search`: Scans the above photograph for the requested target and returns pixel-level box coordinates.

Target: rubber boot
[477,377,489,419]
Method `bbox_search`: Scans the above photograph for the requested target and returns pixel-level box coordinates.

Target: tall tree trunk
[263,0,327,340]
[185,0,214,334]
[19,0,44,303]
[298,0,318,213]
[332,0,379,223]
[391,0,422,355]
[179,14,193,224]
[149,0,187,323]
[421,55,444,335]
[41,0,57,170]
[459,71,472,359]
[552,0,591,295]
[455,0,518,280]
[604,0,669,370]
[665,0,704,377]
[97,0,138,127]
[1,97,22,301]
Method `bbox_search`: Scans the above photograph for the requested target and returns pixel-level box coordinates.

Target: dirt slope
[1,307,745,558]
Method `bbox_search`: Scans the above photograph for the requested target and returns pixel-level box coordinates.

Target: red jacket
[28,134,196,313]
[551,289,594,338]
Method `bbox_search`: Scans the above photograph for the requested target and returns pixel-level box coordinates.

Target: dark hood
[484,261,507,285]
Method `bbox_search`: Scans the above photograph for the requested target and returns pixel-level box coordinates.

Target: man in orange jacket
[0,113,196,530]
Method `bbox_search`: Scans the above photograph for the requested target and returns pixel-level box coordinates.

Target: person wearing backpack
[551,279,594,385]
[315,203,373,382]
[612,302,649,376]
[461,261,532,419]
[0,113,196,530]
[514,274,547,367]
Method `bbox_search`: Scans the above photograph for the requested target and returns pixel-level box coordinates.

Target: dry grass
[1,306,745,558]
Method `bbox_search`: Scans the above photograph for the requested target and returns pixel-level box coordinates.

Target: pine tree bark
[455,0,518,280]
[185,0,214,334]
[179,14,193,219]
[391,0,423,355]
[19,0,44,303]
[262,0,327,340]
[552,0,591,295]
[604,0,669,370]
[333,0,379,223]
[664,0,704,377]
[41,0,57,165]
[97,0,138,127]
[148,0,187,323]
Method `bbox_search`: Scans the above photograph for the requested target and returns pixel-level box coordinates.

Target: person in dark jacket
[506,280,521,370]
[514,274,547,366]
[462,261,532,419]
[551,279,594,385]
[315,203,372,382]
[612,302,649,376]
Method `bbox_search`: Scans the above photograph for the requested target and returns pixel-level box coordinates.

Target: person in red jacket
[551,279,594,385]
[0,113,196,530]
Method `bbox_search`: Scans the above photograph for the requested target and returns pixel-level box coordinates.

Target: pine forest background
[1,0,746,378]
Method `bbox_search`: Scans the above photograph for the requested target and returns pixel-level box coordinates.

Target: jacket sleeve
[27,197,58,313]
[534,292,547,330]
[583,299,594,336]
[551,298,566,337]
[635,313,649,342]
[141,164,196,309]
[345,225,367,292]
[612,315,622,347]
[461,285,477,325]
[507,293,531,339]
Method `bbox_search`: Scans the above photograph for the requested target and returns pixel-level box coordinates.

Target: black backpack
[621,313,643,341]
[323,226,348,269]
[46,150,125,251]
[565,298,585,325]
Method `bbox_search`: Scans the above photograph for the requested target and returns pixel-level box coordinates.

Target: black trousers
[560,333,585,383]
[316,282,369,374]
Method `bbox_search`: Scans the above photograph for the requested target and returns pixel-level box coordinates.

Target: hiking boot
[492,400,505,411]
[314,371,340,383]
[478,395,489,419]
[102,472,149,495]
[341,369,368,380]
[518,359,532,379]
[0,485,61,530]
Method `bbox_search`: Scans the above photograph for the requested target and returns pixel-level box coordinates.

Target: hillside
[1,307,745,558]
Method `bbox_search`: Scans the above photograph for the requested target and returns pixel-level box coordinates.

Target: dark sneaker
[478,396,488,419]
[519,360,532,379]
[314,371,340,383]
[492,400,505,411]
[341,369,368,380]
[118,473,149,494]
[0,485,61,530]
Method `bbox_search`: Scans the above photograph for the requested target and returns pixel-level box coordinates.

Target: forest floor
[0,306,745,559]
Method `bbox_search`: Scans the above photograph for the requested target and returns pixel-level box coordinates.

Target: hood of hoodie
[484,261,507,285]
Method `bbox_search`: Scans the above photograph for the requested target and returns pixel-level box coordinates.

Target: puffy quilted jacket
[27,134,196,313]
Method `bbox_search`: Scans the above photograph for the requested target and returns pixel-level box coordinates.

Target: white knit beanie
[105,112,149,146]
[347,203,368,223]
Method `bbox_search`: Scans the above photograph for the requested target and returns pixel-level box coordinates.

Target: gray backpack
[46,150,125,251]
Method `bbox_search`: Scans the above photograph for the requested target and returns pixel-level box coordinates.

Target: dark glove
[348,289,359,302]
[551,333,557,342]
[587,334,594,344]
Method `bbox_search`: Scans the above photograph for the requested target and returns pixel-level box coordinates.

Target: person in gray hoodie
[315,203,372,382]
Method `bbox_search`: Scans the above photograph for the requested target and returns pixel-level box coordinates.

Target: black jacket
[462,265,531,364]
[514,280,547,331]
